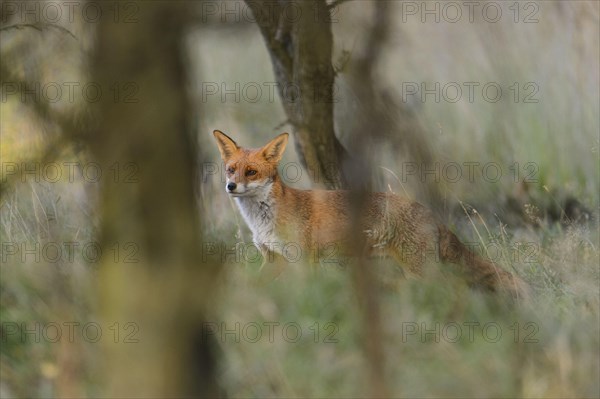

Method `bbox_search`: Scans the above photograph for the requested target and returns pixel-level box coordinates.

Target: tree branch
[328,0,354,10]
[0,23,77,40]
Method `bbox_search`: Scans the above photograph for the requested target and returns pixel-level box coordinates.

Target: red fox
[213,130,529,298]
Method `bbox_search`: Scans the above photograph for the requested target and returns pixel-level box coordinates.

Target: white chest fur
[234,185,279,252]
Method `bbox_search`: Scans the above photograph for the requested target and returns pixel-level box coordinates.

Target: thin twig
[459,200,504,288]
[328,0,354,10]
[0,23,77,40]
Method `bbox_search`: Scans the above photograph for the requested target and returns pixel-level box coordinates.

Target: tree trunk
[91,3,220,397]
[245,0,348,189]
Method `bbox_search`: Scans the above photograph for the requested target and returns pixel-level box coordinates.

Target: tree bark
[245,0,348,189]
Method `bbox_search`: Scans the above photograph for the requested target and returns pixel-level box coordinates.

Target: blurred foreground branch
[336,1,443,213]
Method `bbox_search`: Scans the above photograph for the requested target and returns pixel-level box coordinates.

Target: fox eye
[246,169,257,176]
[226,167,235,174]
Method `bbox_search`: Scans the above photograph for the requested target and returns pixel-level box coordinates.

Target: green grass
[2,1,599,397]
[1,156,598,398]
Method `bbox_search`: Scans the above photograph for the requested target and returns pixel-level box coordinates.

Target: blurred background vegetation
[1,0,599,397]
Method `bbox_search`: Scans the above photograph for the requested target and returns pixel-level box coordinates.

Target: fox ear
[213,130,239,160]
[261,133,289,162]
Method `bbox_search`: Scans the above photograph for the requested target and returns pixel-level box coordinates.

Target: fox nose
[227,182,237,192]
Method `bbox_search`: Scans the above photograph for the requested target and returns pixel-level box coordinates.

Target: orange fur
[213,130,529,299]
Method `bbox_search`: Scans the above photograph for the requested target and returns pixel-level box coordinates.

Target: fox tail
[437,225,530,300]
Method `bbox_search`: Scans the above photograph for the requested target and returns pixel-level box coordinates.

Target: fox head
[213,130,289,197]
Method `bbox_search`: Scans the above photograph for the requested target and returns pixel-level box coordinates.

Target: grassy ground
[1,1,599,397]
